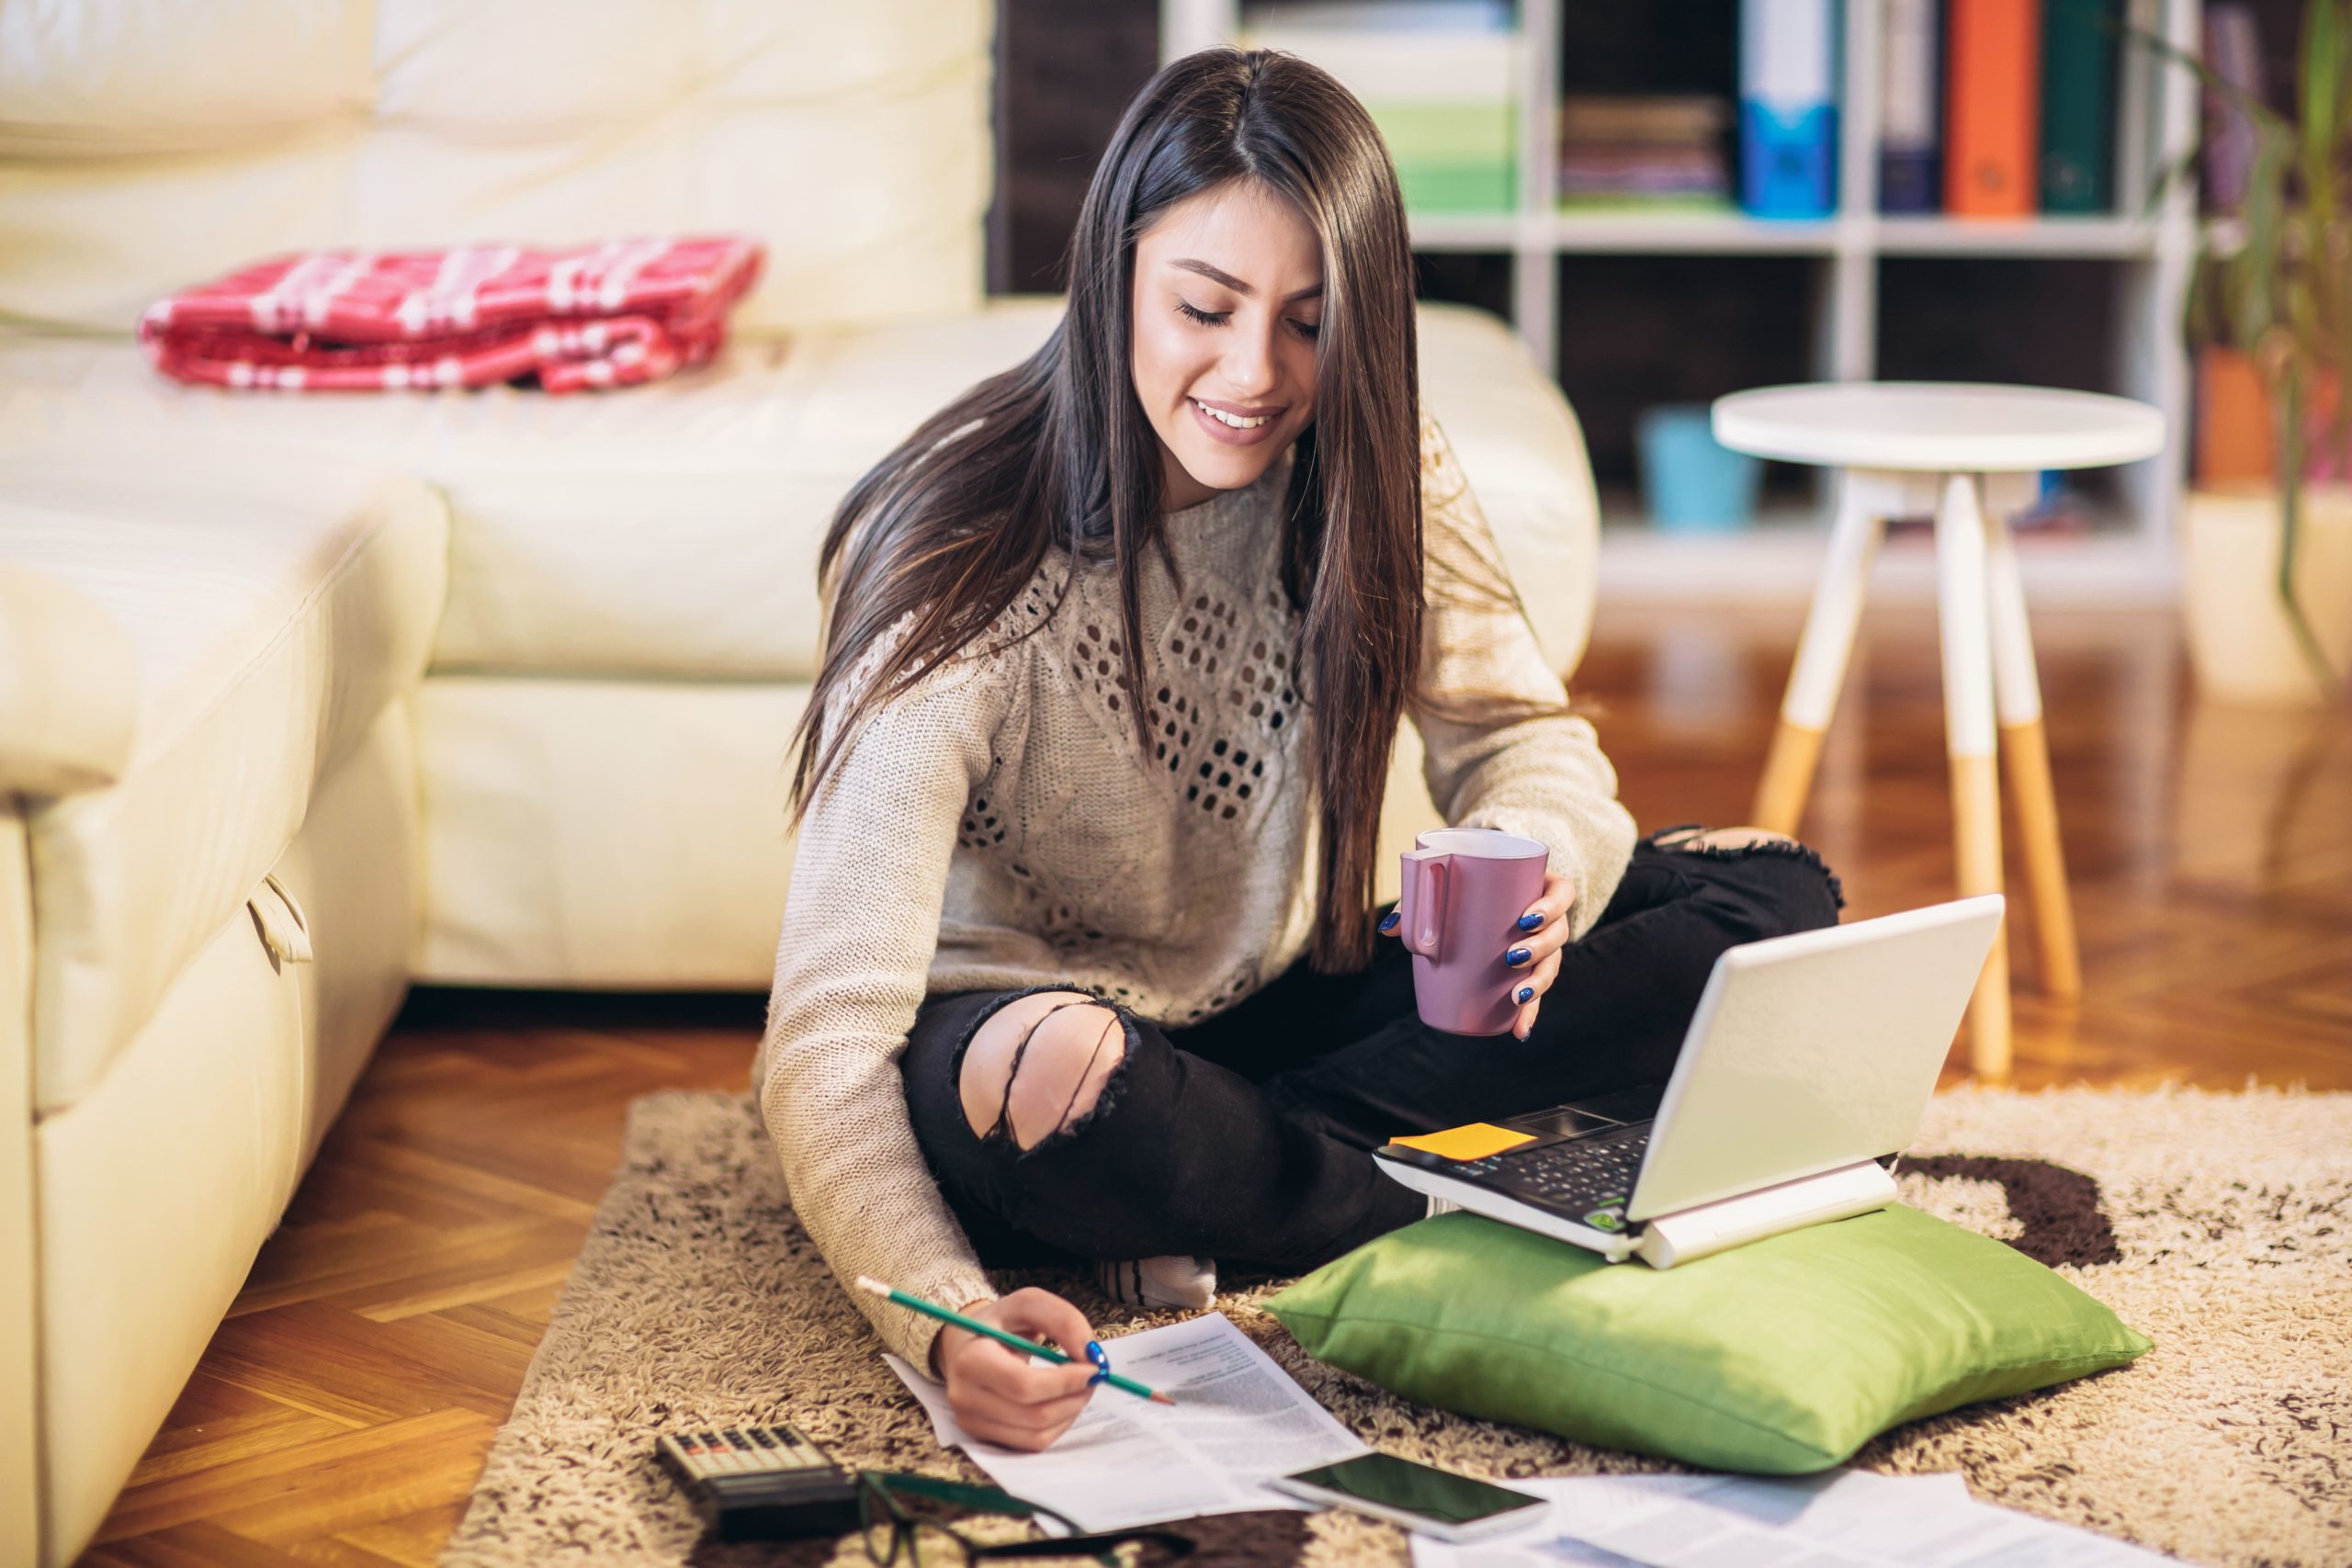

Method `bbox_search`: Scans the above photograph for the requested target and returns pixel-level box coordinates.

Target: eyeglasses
[856,1471,1196,1567]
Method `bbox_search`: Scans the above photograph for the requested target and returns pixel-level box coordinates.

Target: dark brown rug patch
[1901,1154,2124,1268]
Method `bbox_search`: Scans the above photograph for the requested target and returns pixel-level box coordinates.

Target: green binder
[2040,0,2120,213]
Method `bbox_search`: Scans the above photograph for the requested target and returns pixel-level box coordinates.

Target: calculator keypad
[661,1426,834,1481]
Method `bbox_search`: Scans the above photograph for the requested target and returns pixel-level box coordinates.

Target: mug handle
[1398,853,1449,960]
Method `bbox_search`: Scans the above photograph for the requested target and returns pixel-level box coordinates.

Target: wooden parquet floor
[79,604,2352,1565]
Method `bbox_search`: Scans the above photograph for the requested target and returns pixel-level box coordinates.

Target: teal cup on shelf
[1635,404,1762,532]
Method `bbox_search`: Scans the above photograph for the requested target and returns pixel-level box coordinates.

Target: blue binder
[1879,0,1942,212]
[1740,0,1840,218]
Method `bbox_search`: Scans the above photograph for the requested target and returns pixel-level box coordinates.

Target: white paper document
[884,1310,1369,1533]
[1410,1468,2177,1568]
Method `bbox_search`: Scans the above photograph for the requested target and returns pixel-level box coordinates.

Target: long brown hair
[787,46,1559,975]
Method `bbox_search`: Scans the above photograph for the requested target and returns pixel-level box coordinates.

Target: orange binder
[1946,0,2043,216]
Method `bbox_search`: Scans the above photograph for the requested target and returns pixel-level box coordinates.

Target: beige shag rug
[443,1087,2351,1567]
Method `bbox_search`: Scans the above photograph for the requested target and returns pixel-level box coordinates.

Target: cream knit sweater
[754,412,1638,1369]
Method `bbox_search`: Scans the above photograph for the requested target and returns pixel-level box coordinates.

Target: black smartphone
[1267,1452,1546,1542]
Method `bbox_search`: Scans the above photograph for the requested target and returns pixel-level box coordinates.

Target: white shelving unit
[1162,0,2203,604]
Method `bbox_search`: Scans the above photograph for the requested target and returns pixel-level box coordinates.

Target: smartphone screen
[1279,1453,1542,1527]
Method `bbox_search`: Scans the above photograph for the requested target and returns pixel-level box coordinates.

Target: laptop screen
[1625,897,2002,1221]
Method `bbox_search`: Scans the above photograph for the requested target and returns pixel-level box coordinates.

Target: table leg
[1984,493,2083,999]
[1752,471,1887,835]
[1934,473,2011,1079]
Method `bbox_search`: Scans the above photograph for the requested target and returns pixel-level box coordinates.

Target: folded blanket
[137,237,765,393]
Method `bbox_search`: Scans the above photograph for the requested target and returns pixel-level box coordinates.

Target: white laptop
[1372,895,2005,1267]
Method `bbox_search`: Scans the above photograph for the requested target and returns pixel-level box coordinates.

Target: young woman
[755,49,1842,1452]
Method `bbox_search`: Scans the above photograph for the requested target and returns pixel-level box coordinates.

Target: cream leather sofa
[0,447,447,1567]
[0,4,1601,1562]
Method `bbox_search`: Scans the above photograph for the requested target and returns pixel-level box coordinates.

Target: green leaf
[2123,17,2296,226]
[2229,130,2293,347]
[2298,0,2352,474]
[2183,249,2219,346]
[2300,0,2342,173]
[2138,142,2202,219]
[2273,369,2344,698]
[2123,20,2291,140]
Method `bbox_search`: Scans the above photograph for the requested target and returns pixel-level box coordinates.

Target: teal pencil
[855,1276,1176,1405]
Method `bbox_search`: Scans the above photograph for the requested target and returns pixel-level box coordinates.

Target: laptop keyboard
[1472,1122,1652,1232]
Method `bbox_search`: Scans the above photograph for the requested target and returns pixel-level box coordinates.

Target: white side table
[1712,383,2166,1079]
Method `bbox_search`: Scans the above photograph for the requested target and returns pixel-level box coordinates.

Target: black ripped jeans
[899,827,1845,1278]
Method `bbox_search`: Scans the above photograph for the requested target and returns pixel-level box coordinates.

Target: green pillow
[1265,1203,2150,1474]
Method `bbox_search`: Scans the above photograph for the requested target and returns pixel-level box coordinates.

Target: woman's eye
[1177,299,1320,341]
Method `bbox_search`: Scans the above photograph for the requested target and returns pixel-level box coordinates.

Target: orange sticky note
[1388,1123,1535,1162]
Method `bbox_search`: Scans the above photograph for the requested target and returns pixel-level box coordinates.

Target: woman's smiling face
[1130,178,1324,515]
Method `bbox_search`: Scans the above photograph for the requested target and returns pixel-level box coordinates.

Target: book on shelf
[2199,3,2262,215]
[2016,473,2099,533]
[1880,0,1942,213]
[1247,0,1510,30]
[1557,96,1733,209]
[1242,0,1517,215]
[1946,0,2043,217]
[1737,0,1839,219]
[2039,0,2120,213]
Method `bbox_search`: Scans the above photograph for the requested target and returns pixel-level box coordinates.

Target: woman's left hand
[1381,869,1576,1042]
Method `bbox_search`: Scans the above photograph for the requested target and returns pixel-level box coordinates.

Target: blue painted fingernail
[1517,986,1534,1003]
[1378,910,1399,931]
[1516,912,1544,931]
[1506,947,1531,966]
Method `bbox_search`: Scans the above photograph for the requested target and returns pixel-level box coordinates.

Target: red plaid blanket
[137,237,765,393]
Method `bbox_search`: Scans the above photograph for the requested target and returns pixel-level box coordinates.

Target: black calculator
[654,1424,864,1541]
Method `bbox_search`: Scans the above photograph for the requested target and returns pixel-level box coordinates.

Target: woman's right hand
[929,1287,1101,1450]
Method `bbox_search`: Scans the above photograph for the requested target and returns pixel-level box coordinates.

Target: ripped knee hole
[1661,825,1796,852]
[1658,825,1848,912]
[958,993,1127,1149]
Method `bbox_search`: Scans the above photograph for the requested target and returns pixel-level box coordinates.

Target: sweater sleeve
[1409,412,1638,941]
[754,611,1022,1371]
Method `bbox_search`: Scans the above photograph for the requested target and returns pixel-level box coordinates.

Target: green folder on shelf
[1365,99,1516,214]
[2040,0,2120,213]
[1396,161,1517,212]
[1363,100,1515,162]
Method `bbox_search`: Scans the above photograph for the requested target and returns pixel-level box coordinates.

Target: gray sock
[1095,1255,1216,1310]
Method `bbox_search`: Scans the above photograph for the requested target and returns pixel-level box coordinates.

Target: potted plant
[2154,0,2351,705]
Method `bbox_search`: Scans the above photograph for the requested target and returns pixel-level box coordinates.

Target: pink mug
[1396,828,1551,1035]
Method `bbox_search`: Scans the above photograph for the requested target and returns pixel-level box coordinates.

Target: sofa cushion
[34,701,420,1559]
[0,0,993,337]
[0,440,447,1114]
[414,676,807,987]
[0,563,135,795]
[0,297,1600,684]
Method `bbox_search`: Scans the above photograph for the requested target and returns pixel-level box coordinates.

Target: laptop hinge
[1634,1159,1897,1268]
